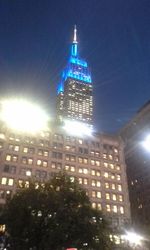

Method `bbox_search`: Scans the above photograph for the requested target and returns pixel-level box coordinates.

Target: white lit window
[70,166,75,172]
[95,160,100,166]
[97,203,102,210]
[23,147,28,153]
[28,158,33,165]
[12,155,18,162]
[116,174,121,181]
[78,178,82,184]
[8,178,14,186]
[105,182,109,189]
[110,163,114,169]
[43,161,48,167]
[103,153,107,159]
[96,181,101,187]
[65,165,69,171]
[91,170,96,176]
[14,145,19,152]
[1,177,7,185]
[83,168,88,174]
[113,205,118,213]
[112,183,116,190]
[120,206,124,214]
[83,178,88,185]
[106,204,111,212]
[111,174,115,179]
[109,154,113,160]
[6,155,11,161]
[104,172,109,178]
[92,202,96,209]
[119,195,123,202]
[116,165,121,171]
[91,180,96,186]
[0,133,5,140]
[104,162,108,168]
[112,194,117,201]
[106,193,110,200]
[118,184,122,191]
[37,160,42,166]
[97,191,101,198]
[92,191,96,198]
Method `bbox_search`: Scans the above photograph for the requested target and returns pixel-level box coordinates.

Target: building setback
[120,101,150,227]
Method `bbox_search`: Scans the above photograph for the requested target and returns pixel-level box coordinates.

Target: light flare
[63,120,93,136]
[0,99,49,133]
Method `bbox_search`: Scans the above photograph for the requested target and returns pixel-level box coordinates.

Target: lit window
[8,178,14,186]
[116,174,121,181]
[43,161,48,167]
[70,166,75,172]
[91,160,95,165]
[112,183,116,190]
[110,164,114,169]
[65,165,69,171]
[78,139,83,144]
[14,145,19,152]
[83,168,88,174]
[83,178,88,185]
[104,162,108,168]
[78,178,82,184]
[96,171,101,177]
[106,193,110,200]
[112,194,117,201]
[91,180,96,186]
[116,165,121,171]
[12,155,18,162]
[106,204,111,212]
[96,181,101,187]
[120,206,124,214]
[97,203,102,210]
[91,170,96,176]
[105,182,109,189]
[92,202,96,209]
[23,147,28,153]
[113,205,117,213]
[37,160,42,166]
[109,154,113,160]
[103,153,107,159]
[43,151,49,157]
[25,181,29,188]
[1,177,7,185]
[97,191,101,198]
[28,158,33,165]
[92,191,96,198]
[111,174,115,179]
[0,133,5,140]
[95,160,100,166]
[18,180,23,188]
[114,148,118,154]
[6,155,11,161]
[119,195,123,202]
[104,172,109,178]
[118,184,122,191]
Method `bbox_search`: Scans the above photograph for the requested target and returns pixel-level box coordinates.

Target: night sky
[0,0,150,133]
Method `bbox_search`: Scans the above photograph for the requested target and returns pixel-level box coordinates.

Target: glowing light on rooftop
[63,120,93,136]
[0,99,49,133]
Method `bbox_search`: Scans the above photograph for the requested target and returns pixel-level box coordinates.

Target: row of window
[0,133,119,153]
[91,202,124,214]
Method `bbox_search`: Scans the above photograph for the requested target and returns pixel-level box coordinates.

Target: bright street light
[142,135,150,152]
[0,98,49,133]
[122,231,144,247]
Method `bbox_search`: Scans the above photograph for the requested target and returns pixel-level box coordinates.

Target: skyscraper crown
[57,26,92,94]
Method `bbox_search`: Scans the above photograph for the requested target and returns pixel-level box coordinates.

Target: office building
[120,100,150,227]
[57,26,93,126]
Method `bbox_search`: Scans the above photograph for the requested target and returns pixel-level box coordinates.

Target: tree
[2,173,113,250]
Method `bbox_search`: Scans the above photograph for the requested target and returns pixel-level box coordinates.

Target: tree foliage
[2,173,113,250]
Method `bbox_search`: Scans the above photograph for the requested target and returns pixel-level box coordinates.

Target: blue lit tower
[57,26,93,125]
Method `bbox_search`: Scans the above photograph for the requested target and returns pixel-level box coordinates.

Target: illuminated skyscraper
[57,26,93,126]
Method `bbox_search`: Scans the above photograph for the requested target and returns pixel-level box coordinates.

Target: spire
[71,25,78,57]
[73,25,77,43]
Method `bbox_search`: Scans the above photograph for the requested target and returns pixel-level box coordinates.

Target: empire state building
[57,26,93,126]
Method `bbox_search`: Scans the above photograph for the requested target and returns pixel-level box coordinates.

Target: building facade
[0,123,130,234]
[120,101,150,227]
[57,26,93,126]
